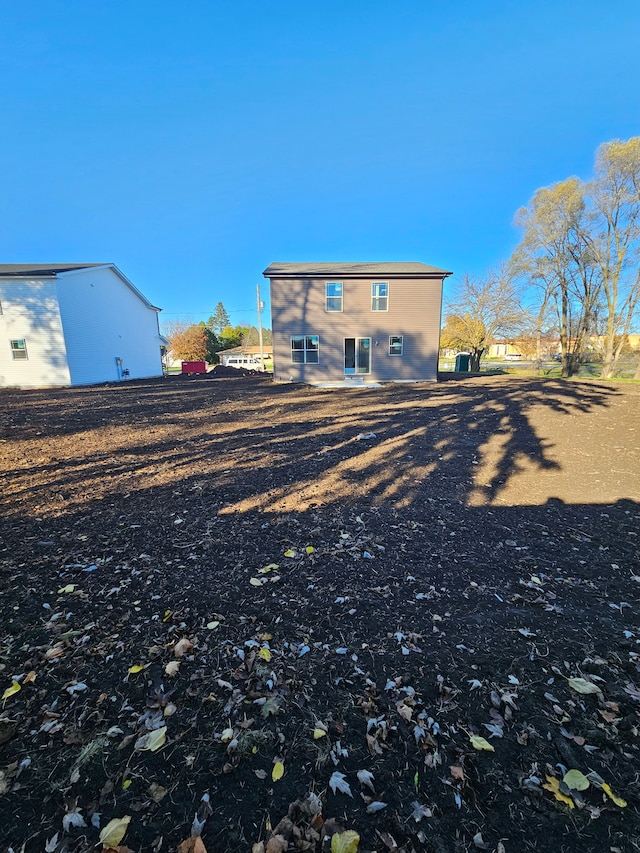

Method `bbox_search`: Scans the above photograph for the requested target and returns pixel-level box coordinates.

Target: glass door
[344,338,371,374]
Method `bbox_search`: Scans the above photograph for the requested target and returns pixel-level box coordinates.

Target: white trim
[371,281,389,312]
[325,281,343,313]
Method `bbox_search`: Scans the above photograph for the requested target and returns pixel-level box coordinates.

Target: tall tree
[584,138,640,378]
[440,269,527,372]
[208,302,231,336]
[164,321,208,362]
[511,178,601,377]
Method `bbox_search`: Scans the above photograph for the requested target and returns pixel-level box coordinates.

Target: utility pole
[256,284,264,364]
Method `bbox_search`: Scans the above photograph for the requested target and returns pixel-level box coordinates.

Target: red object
[181,361,207,374]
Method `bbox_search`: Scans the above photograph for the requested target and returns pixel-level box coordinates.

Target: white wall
[55,266,163,385]
[0,280,71,387]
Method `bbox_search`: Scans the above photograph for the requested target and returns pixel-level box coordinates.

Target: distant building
[264,262,451,384]
[217,345,273,365]
[0,263,165,388]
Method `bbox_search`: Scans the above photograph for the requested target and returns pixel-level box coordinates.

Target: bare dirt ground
[0,373,639,853]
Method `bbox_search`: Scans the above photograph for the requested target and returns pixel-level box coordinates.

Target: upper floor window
[10,339,28,360]
[372,282,388,311]
[325,282,343,312]
[291,335,319,364]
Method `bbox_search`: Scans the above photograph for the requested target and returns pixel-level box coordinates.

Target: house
[217,345,273,366]
[0,263,165,388]
[264,262,451,384]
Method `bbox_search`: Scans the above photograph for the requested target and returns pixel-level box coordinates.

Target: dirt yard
[0,373,639,853]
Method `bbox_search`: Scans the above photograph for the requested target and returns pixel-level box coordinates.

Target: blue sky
[2,0,639,329]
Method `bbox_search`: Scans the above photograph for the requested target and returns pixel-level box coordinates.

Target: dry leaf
[357,769,375,792]
[140,726,167,752]
[2,682,21,701]
[148,783,168,803]
[450,765,465,781]
[164,660,181,677]
[313,728,327,740]
[127,664,146,675]
[284,549,297,558]
[99,816,131,848]
[329,771,353,797]
[174,638,194,658]
[542,775,574,809]
[178,837,208,853]
[265,836,288,853]
[57,584,76,594]
[23,671,37,684]
[331,830,360,853]
[567,677,601,695]
[258,648,271,662]
[272,761,284,781]
[563,769,590,791]
[470,735,494,752]
[602,782,627,807]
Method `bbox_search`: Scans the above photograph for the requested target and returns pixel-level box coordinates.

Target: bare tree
[440,269,527,372]
[584,138,640,378]
[511,177,600,377]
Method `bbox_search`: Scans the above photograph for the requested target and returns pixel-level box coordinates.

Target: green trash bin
[454,352,470,372]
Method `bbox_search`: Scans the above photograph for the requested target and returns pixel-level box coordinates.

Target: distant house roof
[0,263,104,277]
[216,345,273,356]
[0,263,161,311]
[263,262,452,278]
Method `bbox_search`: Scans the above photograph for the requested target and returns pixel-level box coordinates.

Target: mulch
[0,374,639,853]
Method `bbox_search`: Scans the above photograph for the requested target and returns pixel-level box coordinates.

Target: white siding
[55,267,163,385]
[0,280,71,387]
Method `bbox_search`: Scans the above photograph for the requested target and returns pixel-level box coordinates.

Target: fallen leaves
[272,761,284,782]
[543,775,575,809]
[135,726,167,752]
[469,735,494,752]
[174,638,194,657]
[563,769,589,791]
[331,830,360,853]
[99,815,131,848]
[567,676,603,696]
[329,771,352,797]
[2,681,21,702]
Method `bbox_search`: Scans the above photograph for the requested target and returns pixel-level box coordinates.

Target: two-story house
[264,262,452,384]
[0,263,165,388]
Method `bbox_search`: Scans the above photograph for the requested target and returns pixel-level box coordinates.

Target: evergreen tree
[208,302,231,336]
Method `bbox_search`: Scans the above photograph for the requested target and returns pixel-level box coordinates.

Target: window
[389,335,403,356]
[291,335,319,364]
[372,282,388,311]
[10,339,28,360]
[325,282,343,312]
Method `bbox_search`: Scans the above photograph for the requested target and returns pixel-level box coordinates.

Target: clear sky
[2,0,639,329]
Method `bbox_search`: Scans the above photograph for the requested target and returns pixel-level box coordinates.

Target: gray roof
[263,261,452,278]
[0,263,104,277]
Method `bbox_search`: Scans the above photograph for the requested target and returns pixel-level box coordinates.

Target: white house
[0,263,165,388]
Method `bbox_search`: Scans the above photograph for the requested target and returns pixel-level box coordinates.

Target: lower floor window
[389,335,403,356]
[291,335,319,363]
[10,339,28,360]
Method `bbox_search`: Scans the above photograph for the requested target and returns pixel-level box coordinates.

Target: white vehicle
[225,356,265,372]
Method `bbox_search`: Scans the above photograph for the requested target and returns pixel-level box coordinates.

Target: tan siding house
[264,262,451,384]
